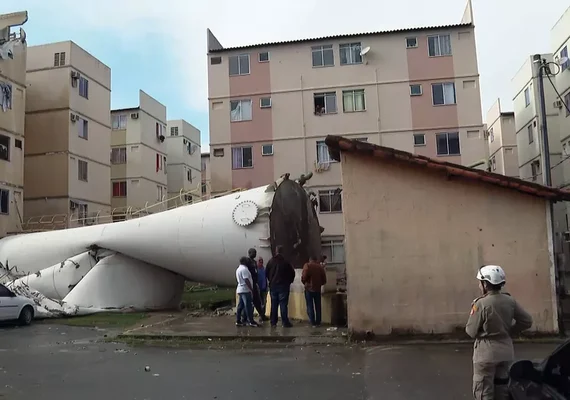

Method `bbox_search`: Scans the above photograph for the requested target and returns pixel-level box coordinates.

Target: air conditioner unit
[130,112,139,119]
[70,113,78,122]
[554,100,563,109]
[71,71,80,79]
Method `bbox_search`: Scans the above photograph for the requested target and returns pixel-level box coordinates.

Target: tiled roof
[325,135,570,202]
[208,23,472,53]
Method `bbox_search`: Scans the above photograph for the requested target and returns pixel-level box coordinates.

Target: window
[561,46,569,72]
[318,189,342,213]
[112,114,127,130]
[156,123,165,138]
[232,146,253,169]
[0,82,12,109]
[427,34,452,57]
[314,92,337,115]
[0,189,8,214]
[78,118,88,140]
[524,87,531,107]
[406,37,418,48]
[489,127,494,143]
[78,160,88,181]
[112,181,127,197]
[339,42,362,65]
[79,77,89,99]
[436,132,460,156]
[342,89,365,112]
[0,134,9,161]
[432,83,456,105]
[187,169,192,182]
[410,84,422,96]
[322,239,345,263]
[171,127,179,136]
[213,148,224,157]
[210,56,222,65]
[528,124,534,144]
[316,140,333,163]
[163,156,167,174]
[355,138,368,142]
[230,99,253,122]
[229,54,250,76]
[202,183,207,194]
[491,156,496,171]
[258,52,270,62]
[260,97,272,108]
[531,160,540,182]
[15,139,22,149]
[157,186,165,201]
[201,159,207,171]
[311,45,334,67]
[53,52,66,67]
[111,147,127,164]
[262,144,274,156]
[413,133,425,146]
[0,284,13,297]
[565,92,570,117]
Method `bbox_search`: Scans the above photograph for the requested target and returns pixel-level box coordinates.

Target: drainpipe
[300,75,308,174]
[375,68,382,146]
[467,159,487,170]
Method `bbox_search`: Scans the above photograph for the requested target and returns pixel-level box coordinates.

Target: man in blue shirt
[257,257,268,321]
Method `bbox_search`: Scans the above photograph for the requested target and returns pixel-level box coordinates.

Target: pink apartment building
[207,1,486,265]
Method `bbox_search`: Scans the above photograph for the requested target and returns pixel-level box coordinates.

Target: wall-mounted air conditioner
[70,113,78,122]
[131,113,139,119]
[554,100,563,109]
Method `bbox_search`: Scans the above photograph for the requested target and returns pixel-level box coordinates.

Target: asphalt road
[0,323,561,400]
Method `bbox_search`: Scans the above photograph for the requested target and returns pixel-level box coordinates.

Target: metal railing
[17,182,245,234]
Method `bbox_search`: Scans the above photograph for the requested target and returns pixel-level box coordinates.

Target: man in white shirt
[236,256,258,327]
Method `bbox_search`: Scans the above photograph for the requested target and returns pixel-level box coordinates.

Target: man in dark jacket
[265,245,296,328]
[246,248,267,321]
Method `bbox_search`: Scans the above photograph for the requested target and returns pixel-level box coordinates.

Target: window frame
[524,87,531,107]
[0,188,9,215]
[231,146,254,169]
[318,189,343,214]
[342,89,366,112]
[339,42,363,65]
[530,160,540,182]
[321,239,345,264]
[316,140,335,164]
[528,124,534,144]
[406,37,418,49]
[564,92,570,117]
[260,97,272,108]
[413,133,426,147]
[171,127,179,136]
[228,54,250,76]
[78,77,89,99]
[314,92,338,115]
[0,133,10,161]
[409,84,423,96]
[261,144,274,156]
[427,34,452,57]
[111,147,127,164]
[78,159,88,182]
[311,45,334,68]
[435,132,461,156]
[431,82,456,106]
[78,118,88,140]
[230,99,253,122]
[112,114,127,130]
[258,52,270,62]
[112,181,127,197]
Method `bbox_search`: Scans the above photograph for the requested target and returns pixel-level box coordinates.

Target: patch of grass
[44,312,149,328]
[181,286,235,310]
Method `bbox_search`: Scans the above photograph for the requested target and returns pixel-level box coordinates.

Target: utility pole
[533,54,552,186]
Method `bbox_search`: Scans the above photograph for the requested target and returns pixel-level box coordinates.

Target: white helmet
[477,265,506,285]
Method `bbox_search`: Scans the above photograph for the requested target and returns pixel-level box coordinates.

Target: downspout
[375,68,382,146]
[300,75,308,174]
[468,159,488,170]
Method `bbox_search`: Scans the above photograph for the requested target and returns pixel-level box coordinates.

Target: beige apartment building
[485,99,518,177]
[25,41,111,227]
[201,153,211,200]
[165,119,201,206]
[207,0,486,264]
[110,90,168,218]
[0,12,27,238]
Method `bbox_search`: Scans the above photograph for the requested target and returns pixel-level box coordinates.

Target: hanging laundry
[0,39,16,60]
[0,82,12,112]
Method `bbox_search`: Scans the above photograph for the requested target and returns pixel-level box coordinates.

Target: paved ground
[0,323,561,400]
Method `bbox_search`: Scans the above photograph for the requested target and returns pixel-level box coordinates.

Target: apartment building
[551,6,570,190]
[165,119,201,206]
[207,0,486,265]
[0,12,27,238]
[512,54,563,185]
[201,153,211,199]
[110,90,168,217]
[485,99,518,177]
[25,41,111,227]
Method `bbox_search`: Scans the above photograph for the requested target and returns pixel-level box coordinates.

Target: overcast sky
[2,0,569,148]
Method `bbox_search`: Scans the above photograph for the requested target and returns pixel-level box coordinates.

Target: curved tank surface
[0,175,322,317]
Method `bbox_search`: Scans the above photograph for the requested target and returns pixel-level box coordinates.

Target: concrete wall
[0,12,27,237]
[340,152,557,335]
[166,119,201,202]
[486,99,518,177]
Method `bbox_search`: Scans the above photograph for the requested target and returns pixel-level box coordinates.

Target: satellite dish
[360,46,371,56]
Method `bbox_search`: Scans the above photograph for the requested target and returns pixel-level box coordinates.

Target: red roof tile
[325,135,570,202]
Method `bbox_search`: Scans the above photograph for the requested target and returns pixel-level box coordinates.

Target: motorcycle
[509,339,570,399]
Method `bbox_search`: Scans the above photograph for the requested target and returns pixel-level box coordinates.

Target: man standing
[235,256,258,327]
[466,265,533,400]
[257,257,268,320]
[301,255,327,327]
[246,248,267,321]
[265,245,296,328]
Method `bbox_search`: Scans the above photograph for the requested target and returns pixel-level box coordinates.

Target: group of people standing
[235,247,328,328]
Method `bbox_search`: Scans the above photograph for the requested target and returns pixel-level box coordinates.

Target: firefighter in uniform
[465,265,533,400]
